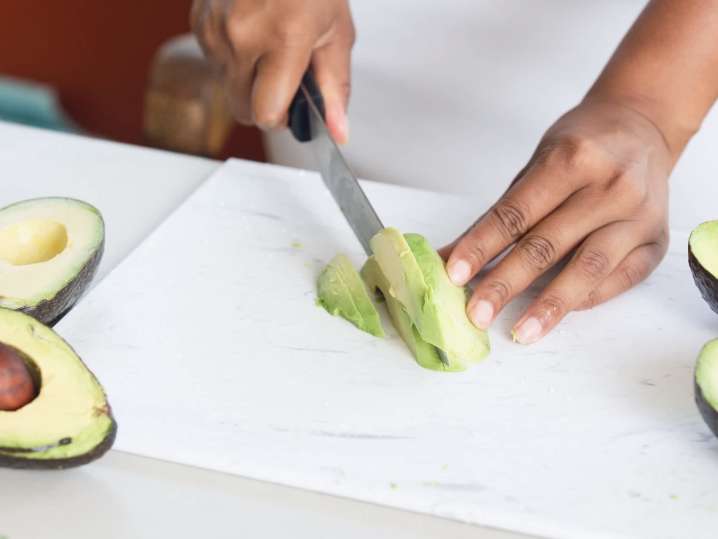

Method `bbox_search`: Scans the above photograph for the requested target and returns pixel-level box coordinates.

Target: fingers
[312,36,353,144]
[509,222,644,343]
[576,239,668,311]
[445,158,581,287]
[251,45,313,130]
[465,191,620,329]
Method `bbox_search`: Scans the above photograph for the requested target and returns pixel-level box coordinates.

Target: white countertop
[0,122,532,539]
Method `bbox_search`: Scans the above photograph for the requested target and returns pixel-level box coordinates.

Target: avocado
[361,256,447,370]
[0,197,104,326]
[688,220,718,315]
[0,308,116,469]
[369,228,490,371]
[695,338,718,439]
[317,254,384,337]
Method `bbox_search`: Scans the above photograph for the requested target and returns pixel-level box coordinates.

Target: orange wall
[0,1,263,161]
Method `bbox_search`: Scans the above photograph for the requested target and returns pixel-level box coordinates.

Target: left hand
[440,97,674,344]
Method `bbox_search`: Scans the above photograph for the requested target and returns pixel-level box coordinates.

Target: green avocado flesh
[317,228,489,371]
[0,198,105,326]
[690,221,718,278]
[695,339,718,439]
[369,228,489,371]
[317,254,384,337]
[0,308,116,468]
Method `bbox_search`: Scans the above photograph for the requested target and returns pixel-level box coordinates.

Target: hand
[191,0,355,143]
[441,98,674,344]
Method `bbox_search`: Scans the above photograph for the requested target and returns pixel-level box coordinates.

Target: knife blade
[288,72,382,255]
[288,72,450,367]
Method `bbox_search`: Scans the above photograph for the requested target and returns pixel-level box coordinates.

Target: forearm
[587,0,718,159]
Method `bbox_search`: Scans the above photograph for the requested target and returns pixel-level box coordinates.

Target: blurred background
[0,1,265,161]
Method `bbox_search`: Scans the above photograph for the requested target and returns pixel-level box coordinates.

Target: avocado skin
[0,418,116,470]
[688,247,718,315]
[695,378,718,439]
[21,239,104,327]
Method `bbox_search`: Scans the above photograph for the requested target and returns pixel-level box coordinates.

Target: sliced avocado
[0,197,104,326]
[317,254,384,337]
[689,221,718,315]
[362,256,449,370]
[369,228,489,371]
[0,308,116,469]
[695,338,718,439]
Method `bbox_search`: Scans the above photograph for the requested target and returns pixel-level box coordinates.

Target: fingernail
[334,107,349,144]
[470,300,494,329]
[448,260,471,285]
[513,317,543,345]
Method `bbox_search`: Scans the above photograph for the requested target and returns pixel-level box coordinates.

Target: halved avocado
[689,221,718,315]
[695,338,718,438]
[0,308,116,469]
[0,197,104,326]
[317,254,384,337]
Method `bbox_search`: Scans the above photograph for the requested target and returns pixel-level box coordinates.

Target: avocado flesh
[695,338,718,438]
[369,228,490,371]
[362,257,450,370]
[317,254,384,337]
[0,308,116,468]
[0,198,104,325]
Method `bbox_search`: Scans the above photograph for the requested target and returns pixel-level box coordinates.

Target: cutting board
[57,159,718,539]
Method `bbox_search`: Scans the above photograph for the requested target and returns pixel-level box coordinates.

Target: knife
[288,72,450,367]
[288,72,382,255]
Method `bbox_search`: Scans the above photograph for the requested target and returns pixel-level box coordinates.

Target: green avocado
[317,254,384,337]
[695,338,718,439]
[361,256,448,370]
[369,228,490,371]
[0,308,116,469]
[689,220,718,315]
[0,198,105,326]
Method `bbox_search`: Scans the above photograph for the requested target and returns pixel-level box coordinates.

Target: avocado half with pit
[695,339,718,438]
[0,308,116,469]
[0,197,104,325]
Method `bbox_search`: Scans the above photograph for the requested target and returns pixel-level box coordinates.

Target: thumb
[312,37,353,145]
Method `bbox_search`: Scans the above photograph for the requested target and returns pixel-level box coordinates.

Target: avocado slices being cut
[361,256,448,370]
[0,308,116,469]
[695,338,718,439]
[0,197,104,326]
[369,228,489,371]
[317,228,490,371]
[317,254,384,337]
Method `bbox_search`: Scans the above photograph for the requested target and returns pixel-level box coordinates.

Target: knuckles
[490,199,530,241]
[575,247,610,280]
[518,234,557,271]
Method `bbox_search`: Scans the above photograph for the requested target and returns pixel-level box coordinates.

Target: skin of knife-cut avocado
[689,220,718,316]
[368,228,490,371]
[0,308,116,469]
[695,338,718,439]
[316,254,384,337]
[0,198,105,326]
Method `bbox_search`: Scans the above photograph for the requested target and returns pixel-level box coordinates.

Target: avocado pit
[0,341,38,411]
[0,219,68,266]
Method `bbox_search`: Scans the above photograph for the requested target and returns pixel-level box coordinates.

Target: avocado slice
[317,254,384,337]
[369,228,490,371]
[0,308,116,469]
[689,221,718,315]
[0,197,104,326]
[361,256,448,370]
[695,338,718,439]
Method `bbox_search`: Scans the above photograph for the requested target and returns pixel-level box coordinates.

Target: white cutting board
[58,160,718,539]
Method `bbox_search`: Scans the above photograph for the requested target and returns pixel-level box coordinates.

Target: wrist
[584,87,697,163]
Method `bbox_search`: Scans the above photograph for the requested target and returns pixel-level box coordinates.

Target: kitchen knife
[288,72,382,255]
[288,72,450,367]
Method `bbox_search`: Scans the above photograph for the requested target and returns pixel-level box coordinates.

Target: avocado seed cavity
[0,342,38,411]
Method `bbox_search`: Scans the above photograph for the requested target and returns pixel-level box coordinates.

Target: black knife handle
[288,71,326,143]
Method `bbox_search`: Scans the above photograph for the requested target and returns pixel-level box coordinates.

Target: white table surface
[0,122,532,539]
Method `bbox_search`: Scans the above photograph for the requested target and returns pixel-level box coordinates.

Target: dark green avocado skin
[688,247,718,316]
[0,417,116,470]
[695,379,718,439]
[20,240,104,327]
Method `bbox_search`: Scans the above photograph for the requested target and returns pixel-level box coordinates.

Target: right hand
[191,0,355,143]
